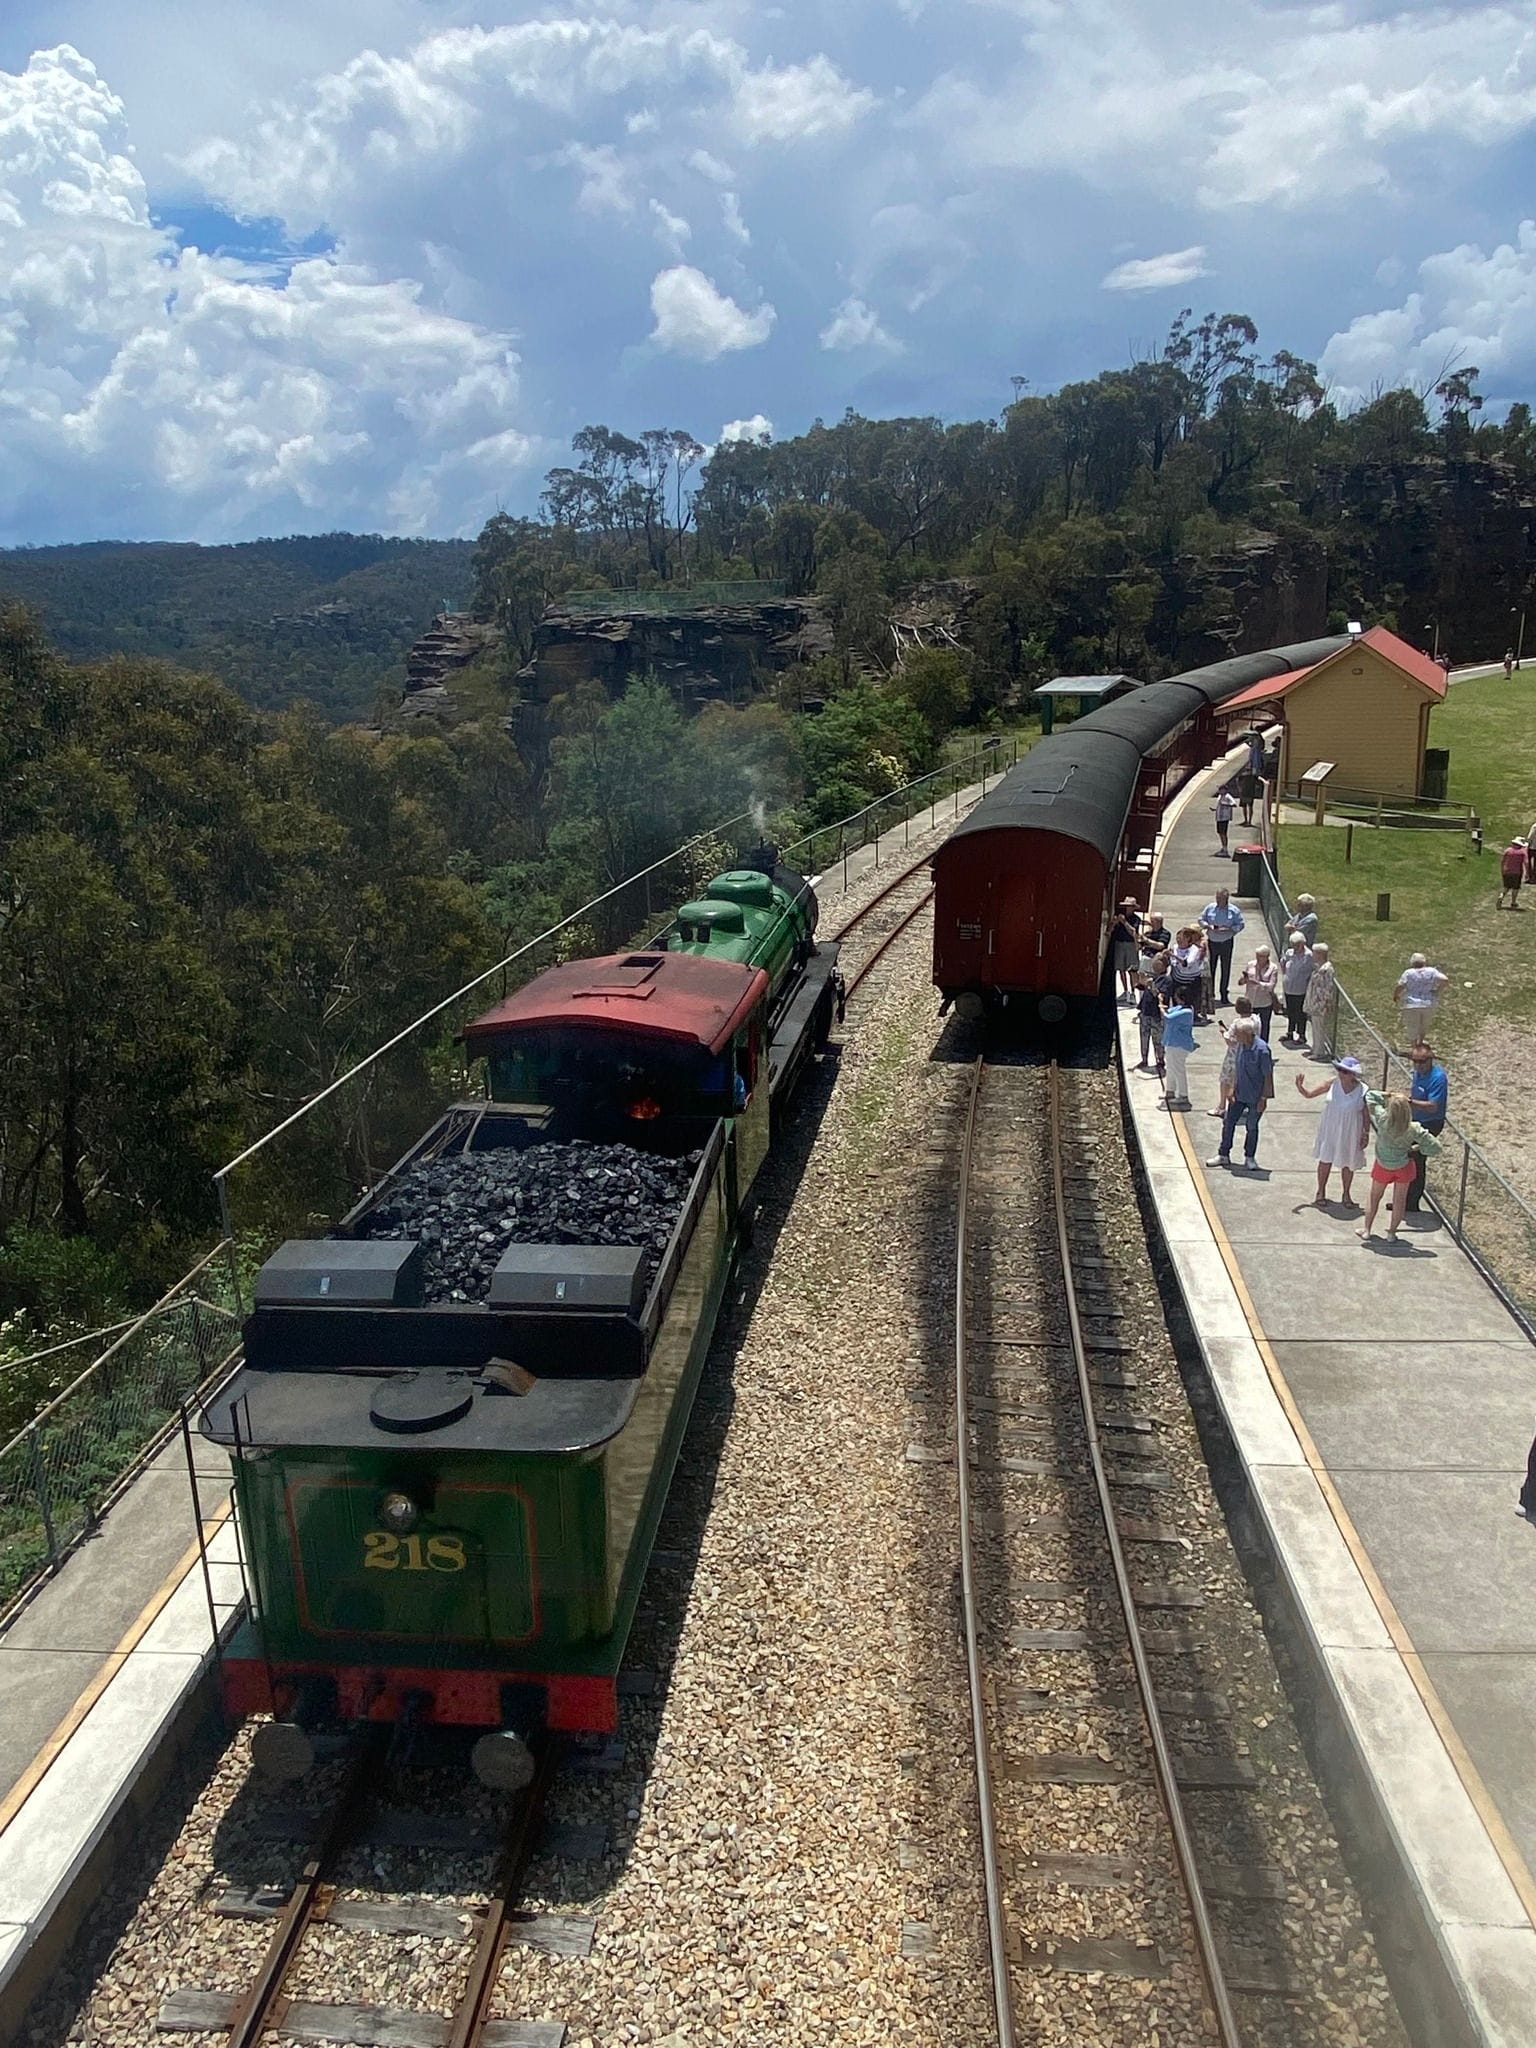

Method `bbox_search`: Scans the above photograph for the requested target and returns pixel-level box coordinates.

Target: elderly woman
[1238,944,1279,1041]
[1280,933,1315,1047]
[1286,893,1319,950]
[1394,952,1449,1047]
[1295,1055,1368,1205]
[1303,941,1337,1059]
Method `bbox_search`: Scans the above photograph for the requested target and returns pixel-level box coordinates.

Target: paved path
[1125,754,1536,2044]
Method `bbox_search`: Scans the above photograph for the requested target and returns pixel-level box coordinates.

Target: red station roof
[463,951,768,1056]
[1221,626,1449,715]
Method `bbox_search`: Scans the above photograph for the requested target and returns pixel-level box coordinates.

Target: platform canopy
[1034,673,1144,700]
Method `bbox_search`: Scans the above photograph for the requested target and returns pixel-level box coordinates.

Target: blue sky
[4,1,1536,544]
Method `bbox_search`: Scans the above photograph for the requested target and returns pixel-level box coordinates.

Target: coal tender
[204,854,840,1784]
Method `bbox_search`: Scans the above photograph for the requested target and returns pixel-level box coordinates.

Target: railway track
[156,1735,573,2048]
[952,1059,1295,2046]
[825,846,934,1003]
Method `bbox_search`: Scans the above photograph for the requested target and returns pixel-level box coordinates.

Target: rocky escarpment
[395,612,502,722]
[1160,532,1329,669]
[517,594,832,703]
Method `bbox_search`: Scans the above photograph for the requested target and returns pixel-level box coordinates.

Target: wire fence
[0,1244,241,1620]
[1257,850,1536,1337]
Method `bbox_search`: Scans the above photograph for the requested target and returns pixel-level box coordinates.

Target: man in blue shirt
[1405,1043,1448,1214]
[1200,888,1246,1005]
[1208,1020,1274,1169]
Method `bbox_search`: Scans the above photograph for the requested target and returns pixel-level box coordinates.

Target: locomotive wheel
[252,1720,316,1780]
[472,1728,537,1791]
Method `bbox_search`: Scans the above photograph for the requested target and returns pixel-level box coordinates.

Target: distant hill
[0,534,474,723]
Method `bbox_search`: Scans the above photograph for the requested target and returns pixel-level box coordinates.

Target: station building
[1219,626,1447,800]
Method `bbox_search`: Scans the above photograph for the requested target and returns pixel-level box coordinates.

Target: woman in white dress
[1294,1055,1369,1205]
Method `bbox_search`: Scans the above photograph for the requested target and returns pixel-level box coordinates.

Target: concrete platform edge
[0,1543,241,2045]
[1118,1004,1536,2048]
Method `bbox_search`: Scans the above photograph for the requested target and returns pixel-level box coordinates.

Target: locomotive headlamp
[379,1491,419,1534]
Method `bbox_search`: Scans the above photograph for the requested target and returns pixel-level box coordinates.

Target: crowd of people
[1123,891,1452,1242]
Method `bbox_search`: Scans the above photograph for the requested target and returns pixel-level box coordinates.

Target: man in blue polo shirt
[1200,888,1246,1005]
[1405,1042,1448,1215]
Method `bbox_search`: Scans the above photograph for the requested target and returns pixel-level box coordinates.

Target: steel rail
[840,888,935,1000]
[446,1736,561,2048]
[223,1732,382,2048]
[825,848,934,943]
[954,1056,1018,2048]
[1044,1063,1243,2048]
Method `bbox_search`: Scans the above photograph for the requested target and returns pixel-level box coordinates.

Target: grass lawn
[1276,672,1536,1056]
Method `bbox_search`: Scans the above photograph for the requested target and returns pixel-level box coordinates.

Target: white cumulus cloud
[720,413,773,444]
[0,44,536,543]
[1322,220,1536,406]
[918,0,1536,212]
[819,294,899,351]
[649,264,774,360]
[1102,245,1208,292]
[732,53,874,144]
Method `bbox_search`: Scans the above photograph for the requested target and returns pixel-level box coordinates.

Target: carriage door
[993,860,1043,992]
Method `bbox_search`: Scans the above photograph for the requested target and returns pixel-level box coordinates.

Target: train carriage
[932,639,1347,1020]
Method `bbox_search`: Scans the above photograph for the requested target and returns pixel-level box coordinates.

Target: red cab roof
[463,950,768,1056]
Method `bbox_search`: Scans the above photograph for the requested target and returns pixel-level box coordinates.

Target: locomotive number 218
[362,1532,467,1572]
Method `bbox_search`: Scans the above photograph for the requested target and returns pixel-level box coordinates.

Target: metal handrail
[0,1241,236,1464]
[0,1316,141,1378]
[778,738,1013,861]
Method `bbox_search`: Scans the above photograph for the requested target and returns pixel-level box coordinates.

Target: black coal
[359,1141,702,1304]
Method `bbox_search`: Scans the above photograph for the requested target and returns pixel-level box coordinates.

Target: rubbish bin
[1422,748,1449,801]
[1233,843,1266,895]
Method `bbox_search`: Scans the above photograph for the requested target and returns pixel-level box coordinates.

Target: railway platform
[1121,757,1536,2048]
[0,1427,241,2032]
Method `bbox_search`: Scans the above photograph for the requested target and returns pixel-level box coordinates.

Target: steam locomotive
[205,849,840,1786]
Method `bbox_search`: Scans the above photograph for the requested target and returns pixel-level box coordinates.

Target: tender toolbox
[253,1238,426,1308]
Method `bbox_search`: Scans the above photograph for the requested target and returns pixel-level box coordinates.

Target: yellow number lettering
[427,1534,467,1573]
[363,1531,399,1570]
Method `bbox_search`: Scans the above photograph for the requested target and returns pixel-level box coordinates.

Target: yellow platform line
[0,1498,234,1842]
[1163,1030,1536,1934]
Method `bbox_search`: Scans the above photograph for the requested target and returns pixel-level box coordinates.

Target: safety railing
[1257,852,1536,1337]
[0,1244,241,1621]
[781,737,1020,887]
